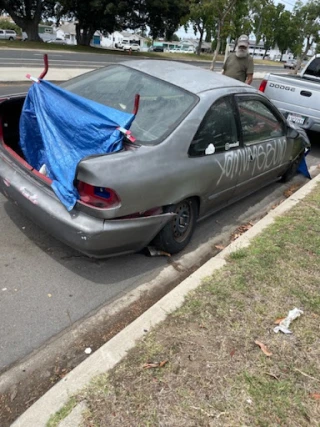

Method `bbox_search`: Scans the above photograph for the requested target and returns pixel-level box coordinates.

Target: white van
[0,29,17,40]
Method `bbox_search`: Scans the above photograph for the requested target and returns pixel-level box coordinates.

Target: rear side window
[62,65,196,144]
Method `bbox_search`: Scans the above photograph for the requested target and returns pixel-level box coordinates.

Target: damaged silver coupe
[0,60,310,257]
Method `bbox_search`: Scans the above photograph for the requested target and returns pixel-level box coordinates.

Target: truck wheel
[153,198,198,254]
[281,152,304,183]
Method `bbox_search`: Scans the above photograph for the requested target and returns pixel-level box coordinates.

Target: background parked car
[122,43,140,51]
[148,46,164,52]
[0,29,16,40]
[283,59,297,69]
[45,38,67,45]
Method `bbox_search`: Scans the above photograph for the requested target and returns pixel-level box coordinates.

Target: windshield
[61,65,196,144]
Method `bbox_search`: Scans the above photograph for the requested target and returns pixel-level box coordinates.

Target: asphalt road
[0,48,284,73]
[0,67,319,373]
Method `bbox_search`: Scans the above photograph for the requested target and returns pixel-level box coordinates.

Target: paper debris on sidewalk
[273,308,303,334]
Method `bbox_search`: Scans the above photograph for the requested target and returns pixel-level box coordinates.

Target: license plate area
[287,113,306,125]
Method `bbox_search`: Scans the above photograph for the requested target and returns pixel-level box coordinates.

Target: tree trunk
[293,36,313,75]
[23,20,42,42]
[210,19,222,71]
[197,28,204,56]
[76,24,95,46]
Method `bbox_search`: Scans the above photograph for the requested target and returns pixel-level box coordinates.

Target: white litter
[273,307,304,334]
[84,347,92,354]
[205,144,215,155]
[39,164,47,176]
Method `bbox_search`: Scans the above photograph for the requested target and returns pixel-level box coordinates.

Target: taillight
[77,181,121,209]
[259,80,267,92]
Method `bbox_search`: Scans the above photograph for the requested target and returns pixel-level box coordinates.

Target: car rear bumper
[0,152,174,258]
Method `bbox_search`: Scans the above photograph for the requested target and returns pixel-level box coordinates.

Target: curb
[12,172,320,427]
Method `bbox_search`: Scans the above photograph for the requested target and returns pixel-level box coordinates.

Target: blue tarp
[297,149,311,180]
[19,80,135,211]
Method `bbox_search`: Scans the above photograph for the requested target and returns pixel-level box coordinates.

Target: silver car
[0,60,310,257]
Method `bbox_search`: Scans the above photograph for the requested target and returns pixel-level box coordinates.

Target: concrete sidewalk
[11,171,320,427]
[0,67,94,82]
[0,67,268,83]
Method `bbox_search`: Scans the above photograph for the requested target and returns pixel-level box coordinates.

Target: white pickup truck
[259,55,320,132]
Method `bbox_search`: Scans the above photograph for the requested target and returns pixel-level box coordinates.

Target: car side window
[304,57,320,78]
[189,97,238,157]
[237,99,285,144]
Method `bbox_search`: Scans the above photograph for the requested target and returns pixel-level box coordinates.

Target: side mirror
[286,126,299,139]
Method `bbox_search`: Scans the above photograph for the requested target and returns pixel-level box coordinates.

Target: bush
[0,19,21,35]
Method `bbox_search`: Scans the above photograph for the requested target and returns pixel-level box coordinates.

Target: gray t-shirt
[222,53,254,82]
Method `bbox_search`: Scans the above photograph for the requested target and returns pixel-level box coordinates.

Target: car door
[0,30,4,40]
[233,94,290,198]
[188,95,243,216]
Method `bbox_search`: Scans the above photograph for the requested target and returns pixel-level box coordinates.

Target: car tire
[281,152,304,183]
[9,37,13,41]
[152,198,198,254]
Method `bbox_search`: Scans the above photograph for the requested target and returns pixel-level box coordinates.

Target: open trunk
[0,95,27,160]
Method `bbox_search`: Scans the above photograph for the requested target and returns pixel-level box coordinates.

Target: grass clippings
[53,184,320,427]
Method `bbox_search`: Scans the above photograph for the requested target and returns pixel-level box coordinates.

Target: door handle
[300,90,312,97]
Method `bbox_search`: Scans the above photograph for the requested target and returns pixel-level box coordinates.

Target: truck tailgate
[263,73,320,130]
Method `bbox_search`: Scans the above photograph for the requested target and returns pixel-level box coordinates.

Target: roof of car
[121,60,247,94]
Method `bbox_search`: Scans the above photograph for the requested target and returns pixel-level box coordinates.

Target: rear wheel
[153,198,198,254]
[281,152,304,183]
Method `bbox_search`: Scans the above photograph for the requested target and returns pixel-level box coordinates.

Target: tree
[185,0,213,56]
[274,9,295,61]
[143,0,189,41]
[57,0,133,46]
[291,0,320,71]
[210,0,240,70]
[0,0,55,41]
[260,3,285,59]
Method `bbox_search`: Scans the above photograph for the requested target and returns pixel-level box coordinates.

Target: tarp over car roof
[19,80,135,211]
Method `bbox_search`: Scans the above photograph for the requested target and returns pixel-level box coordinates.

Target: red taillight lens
[258,80,267,92]
[77,182,121,209]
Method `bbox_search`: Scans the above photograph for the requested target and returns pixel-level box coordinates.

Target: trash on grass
[310,393,320,400]
[255,340,272,357]
[273,307,303,334]
[84,347,92,354]
[143,360,168,369]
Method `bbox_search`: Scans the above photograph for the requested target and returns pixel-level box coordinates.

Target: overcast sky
[176,0,303,39]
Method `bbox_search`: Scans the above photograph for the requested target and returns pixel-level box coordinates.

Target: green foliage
[0,18,21,34]
[292,0,320,58]
[0,0,55,40]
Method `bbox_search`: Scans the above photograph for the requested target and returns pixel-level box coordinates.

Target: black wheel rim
[171,201,194,243]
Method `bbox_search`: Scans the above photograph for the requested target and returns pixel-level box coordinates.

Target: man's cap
[237,34,249,47]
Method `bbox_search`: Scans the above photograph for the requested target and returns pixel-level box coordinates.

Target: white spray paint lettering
[215,138,287,185]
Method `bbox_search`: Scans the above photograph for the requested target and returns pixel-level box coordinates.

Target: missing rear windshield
[61,65,196,144]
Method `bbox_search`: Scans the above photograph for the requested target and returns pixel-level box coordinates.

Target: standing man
[222,35,254,85]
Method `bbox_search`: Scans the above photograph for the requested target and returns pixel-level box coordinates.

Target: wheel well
[164,196,200,217]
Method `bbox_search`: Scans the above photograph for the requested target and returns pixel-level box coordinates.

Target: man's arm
[245,73,253,85]
[246,57,254,85]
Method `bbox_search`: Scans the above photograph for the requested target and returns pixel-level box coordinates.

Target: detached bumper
[0,153,173,258]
